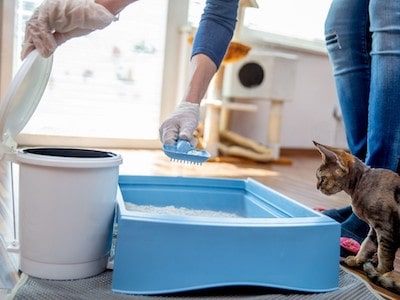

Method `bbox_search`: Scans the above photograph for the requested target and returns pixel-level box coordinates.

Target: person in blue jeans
[324,0,400,255]
[22,0,238,146]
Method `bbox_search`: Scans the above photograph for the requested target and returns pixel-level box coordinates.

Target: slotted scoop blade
[163,140,211,165]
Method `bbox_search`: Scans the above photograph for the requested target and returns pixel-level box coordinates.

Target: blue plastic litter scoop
[163,140,211,165]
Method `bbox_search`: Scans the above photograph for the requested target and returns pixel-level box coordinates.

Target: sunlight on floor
[117,149,279,178]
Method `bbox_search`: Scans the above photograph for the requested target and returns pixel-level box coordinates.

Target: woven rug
[7,267,383,300]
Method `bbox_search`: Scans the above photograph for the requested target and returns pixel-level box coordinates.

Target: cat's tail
[363,261,400,295]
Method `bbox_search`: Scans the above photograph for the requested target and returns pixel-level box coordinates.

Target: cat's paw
[363,261,380,279]
[342,255,363,268]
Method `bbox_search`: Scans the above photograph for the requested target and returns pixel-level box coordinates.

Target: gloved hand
[159,102,200,146]
[21,0,117,60]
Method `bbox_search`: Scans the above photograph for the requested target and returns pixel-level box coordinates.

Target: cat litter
[112,175,341,295]
[125,202,240,218]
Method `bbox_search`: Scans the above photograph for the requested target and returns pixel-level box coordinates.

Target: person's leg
[324,0,370,251]
[367,0,400,173]
[322,206,353,223]
[334,0,400,256]
[325,0,370,160]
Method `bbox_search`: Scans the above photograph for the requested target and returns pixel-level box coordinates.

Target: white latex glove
[21,0,117,60]
[159,102,200,146]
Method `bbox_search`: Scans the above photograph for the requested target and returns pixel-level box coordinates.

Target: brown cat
[313,141,400,294]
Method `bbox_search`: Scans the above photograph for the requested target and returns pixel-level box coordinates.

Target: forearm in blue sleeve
[191,0,238,68]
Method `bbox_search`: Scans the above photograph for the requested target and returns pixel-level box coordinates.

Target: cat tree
[201,0,267,161]
[202,0,297,163]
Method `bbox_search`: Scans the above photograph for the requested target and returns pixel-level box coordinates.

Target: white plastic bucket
[15,147,122,280]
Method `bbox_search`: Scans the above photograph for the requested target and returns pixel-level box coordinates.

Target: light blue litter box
[112,175,340,295]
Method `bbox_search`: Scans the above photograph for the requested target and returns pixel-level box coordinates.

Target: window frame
[0,1,16,104]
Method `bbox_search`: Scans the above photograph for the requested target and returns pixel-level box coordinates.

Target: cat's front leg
[375,234,396,274]
[343,228,377,268]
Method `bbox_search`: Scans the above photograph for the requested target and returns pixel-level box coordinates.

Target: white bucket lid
[0,50,53,157]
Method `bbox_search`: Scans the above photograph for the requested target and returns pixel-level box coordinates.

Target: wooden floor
[0,148,398,299]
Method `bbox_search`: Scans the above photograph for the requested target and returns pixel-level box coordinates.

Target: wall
[225,32,347,150]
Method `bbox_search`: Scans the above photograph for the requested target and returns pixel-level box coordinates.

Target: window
[9,0,188,148]
[189,0,332,42]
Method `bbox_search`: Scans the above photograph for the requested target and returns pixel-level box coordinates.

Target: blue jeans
[325,0,400,173]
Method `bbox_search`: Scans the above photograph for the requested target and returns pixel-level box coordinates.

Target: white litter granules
[125,202,240,218]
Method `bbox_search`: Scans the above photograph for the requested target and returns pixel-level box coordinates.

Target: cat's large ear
[313,141,349,173]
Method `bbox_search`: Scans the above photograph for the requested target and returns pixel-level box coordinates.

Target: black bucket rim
[22,148,117,159]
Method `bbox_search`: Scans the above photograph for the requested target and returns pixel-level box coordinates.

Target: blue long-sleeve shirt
[191,0,239,68]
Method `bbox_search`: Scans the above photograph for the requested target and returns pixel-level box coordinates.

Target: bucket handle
[6,161,20,254]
